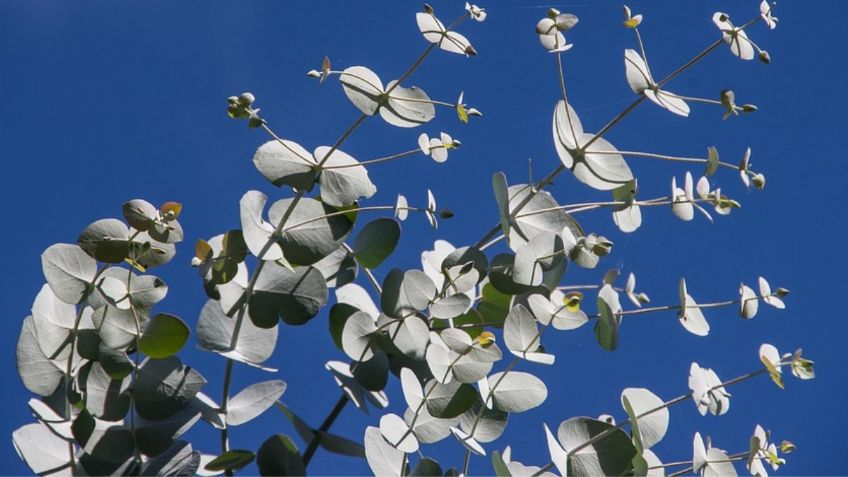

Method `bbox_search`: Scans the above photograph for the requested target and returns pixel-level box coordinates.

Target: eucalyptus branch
[666,451,750,477]
[532,366,772,476]
[322,148,422,170]
[302,394,351,467]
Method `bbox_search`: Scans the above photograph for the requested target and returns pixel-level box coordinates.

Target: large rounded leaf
[314,146,377,207]
[78,218,131,263]
[41,243,97,304]
[139,313,190,359]
[269,197,354,266]
[197,300,278,371]
[13,422,73,475]
[381,269,436,317]
[364,426,406,477]
[239,191,285,261]
[340,66,384,115]
[506,184,580,252]
[250,263,328,326]
[621,388,668,449]
[252,139,317,190]
[17,316,64,396]
[558,417,637,476]
[354,218,401,269]
[488,371,548,413]
[227,380,287,426]
[380,81,436,128]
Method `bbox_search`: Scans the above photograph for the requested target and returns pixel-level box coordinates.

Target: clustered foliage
[15,2,816,477]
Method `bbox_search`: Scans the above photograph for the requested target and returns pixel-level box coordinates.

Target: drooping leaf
[364,426,407,477]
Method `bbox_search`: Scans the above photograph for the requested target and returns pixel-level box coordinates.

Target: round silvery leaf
[140,441,200,476]
[557,417,637,476]
[450,426,485,456]
[405,407,455,445]
[645,89,690,117]
[678,278,709,336]
[216,262,247,315]
[28,398,73,440]
[387,315,430,360]
[612,182,642,233]
[624,48,652,93]
[395,194,409,221]
[443,246,488,284]
[92,305,147,351]
[17,316,64,397]
[314,146,377,207]
[416,12,475,56]
[129,230,177,270]
[336,283,381,319]
[85,361,130,422]
[250,263,328,327]
[122,199,158,231]
[226,380,287,426]
[41,243,97,305]
[459,401,508,444]
[354,218,401,269]
[197,300,278,371]
[532,291,589,330]
[552,101,633,190]
[488,371,548,413]
[31,284,76,361]
[429,294,472,320]
[97,275,130,310]
[341,311,377,362]
[400,367,424,409]
[381,80,436,128]
[269,196,354,266]
[380,413,419,453]
[513,232,564,287]
[759,276,785,309]
[340,66,384,115]
[252,139,317,190]
[507,184,580,252]
[313,246,357,288]
[239,191,284,261]
[13,422,74,475]
[620,388,668,449]
[381,269,436,317]
[505,304,554,365]
[739,284,759,319]
[688,362,730,416]
[425,333,453,384]
[364,426,406,477]
[78,218,131,263]
[424,380,477,419]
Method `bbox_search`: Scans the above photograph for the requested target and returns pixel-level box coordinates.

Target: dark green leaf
[139,313,190,359]
[257,434,306,476]
[353,218,401,269]
[204,450,256,472]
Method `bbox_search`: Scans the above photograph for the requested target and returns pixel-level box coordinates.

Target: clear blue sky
[2,0,845,475]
